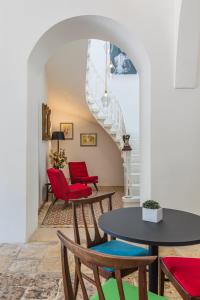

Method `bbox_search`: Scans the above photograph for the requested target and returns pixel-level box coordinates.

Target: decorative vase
[122,135,132,151]
[142,207,163,223]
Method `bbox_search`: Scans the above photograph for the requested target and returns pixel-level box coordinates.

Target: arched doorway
[27,15,151,241]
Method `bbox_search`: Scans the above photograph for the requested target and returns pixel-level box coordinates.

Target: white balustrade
[86,40,140,207]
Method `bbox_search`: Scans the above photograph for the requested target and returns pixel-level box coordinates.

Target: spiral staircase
[85,40,140,207]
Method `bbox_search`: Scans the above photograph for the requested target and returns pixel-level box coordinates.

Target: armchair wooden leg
[159,267,165,296]
[94,183,98,191]
[62,201,69,210]
[52,197,57,206]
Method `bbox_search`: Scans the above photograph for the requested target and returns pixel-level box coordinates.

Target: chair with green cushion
[57,230,168,300]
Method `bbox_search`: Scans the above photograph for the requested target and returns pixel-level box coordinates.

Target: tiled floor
[0,187,200,299]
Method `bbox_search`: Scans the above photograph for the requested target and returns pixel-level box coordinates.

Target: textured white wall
[1,0,200,242]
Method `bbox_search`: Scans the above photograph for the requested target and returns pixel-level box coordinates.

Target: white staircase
[85,40,140,207]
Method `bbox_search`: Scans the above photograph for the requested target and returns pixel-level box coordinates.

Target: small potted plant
[142,200,163,223]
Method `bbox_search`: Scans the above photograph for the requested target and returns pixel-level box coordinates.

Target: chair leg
[62,201,69,210]
[74,270,79,299]
[52,197,57,206]
[159,267,165,296]
[94,183,98,191]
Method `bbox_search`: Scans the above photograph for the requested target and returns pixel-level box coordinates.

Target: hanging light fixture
[101,41,111,108]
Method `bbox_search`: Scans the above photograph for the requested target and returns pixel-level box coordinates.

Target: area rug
[41,190,122,227]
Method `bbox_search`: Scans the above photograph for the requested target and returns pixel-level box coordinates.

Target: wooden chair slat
[90,202,103,246]
[61,244,75,300]
[75,257,89,300]
[92,265,106,300]
[82,272,96,285]
[81,203,93,247]
[138,265,148,300]
[99,200,104,214]
[72,204,80,244]
[115,269,126,300]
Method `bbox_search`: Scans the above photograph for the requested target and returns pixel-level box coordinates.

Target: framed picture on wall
[60,123,74,140]
[110,44,137,75]
[42,103,51,140]
[80,133,97,147]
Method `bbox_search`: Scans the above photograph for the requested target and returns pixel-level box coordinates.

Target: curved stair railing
[85,40,140,207]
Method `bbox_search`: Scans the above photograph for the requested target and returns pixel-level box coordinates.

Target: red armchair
[160,257,200,299]
[68,161,98,191]
[47,168,92,203]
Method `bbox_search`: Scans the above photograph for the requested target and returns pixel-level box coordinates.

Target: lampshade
[51,131,65,140]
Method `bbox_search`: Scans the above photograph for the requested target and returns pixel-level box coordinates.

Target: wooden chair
[160,257,200,300]
[71,192,149,297]
[57,231,166,300]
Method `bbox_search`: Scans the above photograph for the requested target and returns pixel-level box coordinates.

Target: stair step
[91,107,100,113]
[87,97,95,105]
[96,114,106,120]
[129,173,140,176]
[115,135,121,140]
[110,129,117,135]
[111,132,117,137]
[124,161,140,165]
[104,122,112,128]
[131,196,140,200]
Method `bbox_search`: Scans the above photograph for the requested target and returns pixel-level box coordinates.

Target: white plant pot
[142,207,163,223]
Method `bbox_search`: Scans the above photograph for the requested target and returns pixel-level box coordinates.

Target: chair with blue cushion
[57,231,167,300]
[71,192,149,298]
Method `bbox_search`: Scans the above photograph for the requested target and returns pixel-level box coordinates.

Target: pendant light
[101,41,111,108]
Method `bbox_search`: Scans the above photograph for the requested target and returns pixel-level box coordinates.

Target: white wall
[46,40,124,186]
[1,0,200,242]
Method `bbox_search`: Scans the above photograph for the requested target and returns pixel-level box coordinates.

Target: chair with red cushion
[160,257,200,299]
[68,161,99,191]
[47,168,92,203]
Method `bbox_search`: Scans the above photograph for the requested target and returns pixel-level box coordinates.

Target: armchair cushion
[162,257,200,297]
[90,240,149,272]
[90,240,149,257]
[67,183,92,199]
[75,176,98,184]
[90,278,167,300]
[68,162,98,184]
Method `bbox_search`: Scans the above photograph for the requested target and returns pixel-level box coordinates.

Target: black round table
[98,207,200,293]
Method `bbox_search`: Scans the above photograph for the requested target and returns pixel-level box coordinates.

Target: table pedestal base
[149,245,159,294]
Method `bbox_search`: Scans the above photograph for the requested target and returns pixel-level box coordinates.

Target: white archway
[27,15,151,240]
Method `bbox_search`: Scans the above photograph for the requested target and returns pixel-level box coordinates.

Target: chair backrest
[68,161,88,183]
[47,168,70,199]
[72,192,114,248]
[57,230,156,300]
